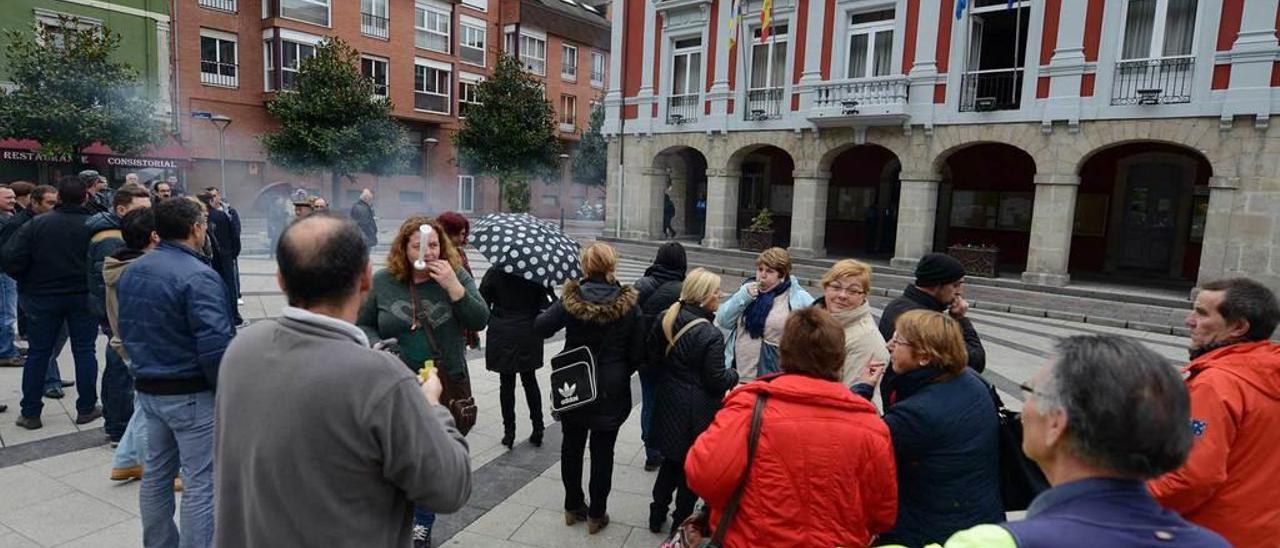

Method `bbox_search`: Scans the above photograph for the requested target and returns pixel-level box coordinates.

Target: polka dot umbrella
[471,213,583,289]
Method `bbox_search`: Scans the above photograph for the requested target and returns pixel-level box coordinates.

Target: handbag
[661,392,769,548]
[550,345,598,413]
[988,385,1049,511]
[410,282,478,436]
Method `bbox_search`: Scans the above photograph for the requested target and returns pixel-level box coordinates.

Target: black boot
[649,502,667,533]
[529,427,543,447]
[501,426,515,449]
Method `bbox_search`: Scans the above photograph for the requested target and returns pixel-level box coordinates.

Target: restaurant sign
[2,149,179,169]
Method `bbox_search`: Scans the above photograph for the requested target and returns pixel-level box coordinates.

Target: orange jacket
[1149,341,1280,546]
[685,374,897,547]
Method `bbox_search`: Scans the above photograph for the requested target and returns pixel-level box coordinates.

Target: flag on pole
[954,0,967,20]
[727,0,742,50]
[760,0,774,42]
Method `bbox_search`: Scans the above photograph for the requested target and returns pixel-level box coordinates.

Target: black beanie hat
[915,252,966,287]
[653,242,687,274]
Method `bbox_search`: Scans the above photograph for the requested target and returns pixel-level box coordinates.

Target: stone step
[602,237,1195,336]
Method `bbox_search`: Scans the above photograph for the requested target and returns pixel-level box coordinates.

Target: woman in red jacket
[685,307,897,547]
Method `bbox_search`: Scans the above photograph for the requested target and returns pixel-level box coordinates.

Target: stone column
[635,0,658,130]
[704,168,740,249]
[603,0,627,135]
[707,0,733,129]
[1021,173,1080,286]
[890,174,940,269]
[1195,176,1243,287]
[796,0,828,111]
[603,136,623,237]
[789,170,829,257]
[907,0,942,105]
[156,21,172,120]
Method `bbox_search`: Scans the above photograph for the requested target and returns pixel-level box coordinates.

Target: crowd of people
[0,178,1277,547]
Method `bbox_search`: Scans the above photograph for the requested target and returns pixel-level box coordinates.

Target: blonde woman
[815,260,889,387]
[643,268,738,534]
[535,242,643,535]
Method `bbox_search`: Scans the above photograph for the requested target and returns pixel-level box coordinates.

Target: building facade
[0,0,181,184]
[604,0,1280,293]
[177,0,610,218]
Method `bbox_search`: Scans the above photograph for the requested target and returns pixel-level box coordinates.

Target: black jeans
[101,345,133,440]
[561,424,619,518]
[652,457,698,526]
[499,371,543,435]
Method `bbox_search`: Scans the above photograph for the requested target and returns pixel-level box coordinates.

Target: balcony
[200,61,239,88]
[667,94,699,124]
[744,88,783,121]
[807,76,908,126]
[414,92,449,114]
[1111,56,1194,106]
[361,13,389,39]
[199,0,237,11]
[959,68,1024,112]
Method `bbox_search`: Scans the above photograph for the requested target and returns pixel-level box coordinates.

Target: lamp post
[422,137,439,206]
[558,153,571,230]
[209,114,232,202]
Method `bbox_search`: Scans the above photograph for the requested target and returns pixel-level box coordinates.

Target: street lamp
[209,114,232,202]
[558,153,571,229]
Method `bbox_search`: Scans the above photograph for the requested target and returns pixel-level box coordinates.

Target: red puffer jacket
[685,373,897,547]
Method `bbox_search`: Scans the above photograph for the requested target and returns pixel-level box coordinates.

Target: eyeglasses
[826,283,866,296]
[888,333,913,347]
[1019,381,1049,399]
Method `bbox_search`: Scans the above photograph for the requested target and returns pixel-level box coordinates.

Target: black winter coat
[350,200,377,247]
[877,284,986,408]
[480,269,554,375]
[875,367,1003,547]
[646,304,736,460]
[634,264,684,340]
[535,278,642,431]
[1,204,93,295]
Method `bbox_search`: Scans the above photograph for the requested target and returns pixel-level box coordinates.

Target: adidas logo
[558,382,577,399]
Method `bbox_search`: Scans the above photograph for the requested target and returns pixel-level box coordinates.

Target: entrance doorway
[1110,155,1195,275]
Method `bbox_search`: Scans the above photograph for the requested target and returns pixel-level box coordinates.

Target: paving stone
[24,446,113,479]
[506,477,567,511]
[57,465,141,516]
[508,507,630,548]
[56,518,143,548]
[622,526,668,548]
[0,532,40,548]
[0,465,73,515]
[0,492,130,546]
[462,501,538,540]
[1085,316,1129,329]
[444,530,535,548]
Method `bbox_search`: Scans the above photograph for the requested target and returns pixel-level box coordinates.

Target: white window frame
[748,24,789,92]
[561,44,579,81]
[264,39,274,91]
[457,175,475,212]
[414,58,452,114]
[199,29,239,88]
[279,0,331,27]
[361,55,389,97]
[590,50,606,87]
[415,1,452,54]
[520,31,547,76]
[33,9,102,50]
[460,16,486,67]
[844,9,895,79]
[279,40,317,90]
[559,94,577,131]
[458,72,484,118]
[361,0,390,39]
[1118,0,1200,61]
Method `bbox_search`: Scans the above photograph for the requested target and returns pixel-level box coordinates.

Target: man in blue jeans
[1,176,101,429]
[118,198,232,548]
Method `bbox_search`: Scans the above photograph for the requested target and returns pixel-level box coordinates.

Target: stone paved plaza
[0,230,1197,547]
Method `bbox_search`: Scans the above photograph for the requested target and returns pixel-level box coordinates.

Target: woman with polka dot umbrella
[471,213,583,289]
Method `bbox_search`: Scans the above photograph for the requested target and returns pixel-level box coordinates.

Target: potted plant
[740,209,775,252]
[947,243,1000,278]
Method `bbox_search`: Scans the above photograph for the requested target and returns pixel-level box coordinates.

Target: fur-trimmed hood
[562,278,637,324]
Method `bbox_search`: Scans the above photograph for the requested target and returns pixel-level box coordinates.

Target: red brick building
[176,0,609,219]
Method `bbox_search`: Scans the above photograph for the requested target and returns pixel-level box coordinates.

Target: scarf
[744,278,791,339]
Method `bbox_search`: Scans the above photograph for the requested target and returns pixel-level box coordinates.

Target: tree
[261,37,410,208]
[571,99,607,188]
[454,54,561,213]
[0,17,161,157]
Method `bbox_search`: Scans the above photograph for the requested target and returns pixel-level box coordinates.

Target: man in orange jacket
[1149,277,1280,546]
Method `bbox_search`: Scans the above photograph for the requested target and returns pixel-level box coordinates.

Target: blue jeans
[44,323,68,392]
[102,347,133,440]
[137,391,215,548]
[0,274,18,359]
[414,507,437,531]
[639,369,661,460]
[113,398,149,469]
[20,294,98,417]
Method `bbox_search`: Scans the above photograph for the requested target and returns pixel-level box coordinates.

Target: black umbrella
[472,213,582,289]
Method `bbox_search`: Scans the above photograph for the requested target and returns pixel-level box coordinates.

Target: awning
[0,136,192,168]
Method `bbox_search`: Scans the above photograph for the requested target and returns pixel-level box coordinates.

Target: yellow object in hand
[418,360,436,383]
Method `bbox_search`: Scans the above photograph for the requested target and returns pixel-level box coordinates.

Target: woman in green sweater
[357,215,489,548]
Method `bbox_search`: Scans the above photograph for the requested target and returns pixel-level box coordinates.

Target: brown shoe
[110,465,143,481]
[564,507,588,526]
[75,406,102,425]
[174,478,184,492]
[587,514,610,535]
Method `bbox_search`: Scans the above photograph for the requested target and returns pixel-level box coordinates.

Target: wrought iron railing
[959,68,1024,112]
[198,0,237,12]
[414,92,449,113]
[361,13,389,39]
[667,94,700,124]
[813,76,908,113]
[200,61,239,88]
[744,88,784,120]
[1111,56,1194,106]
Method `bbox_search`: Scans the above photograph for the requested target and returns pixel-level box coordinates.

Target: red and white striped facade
[601,0,1280,293]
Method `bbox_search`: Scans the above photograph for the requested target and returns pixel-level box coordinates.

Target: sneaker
[43,387,64,399]
[15,415,41,430]
[0,356,23,367]
[411,524,431,548]
[110,465,143,481]
[75,406,103,425]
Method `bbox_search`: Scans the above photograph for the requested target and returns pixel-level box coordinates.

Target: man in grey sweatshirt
[213,214,471,547]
